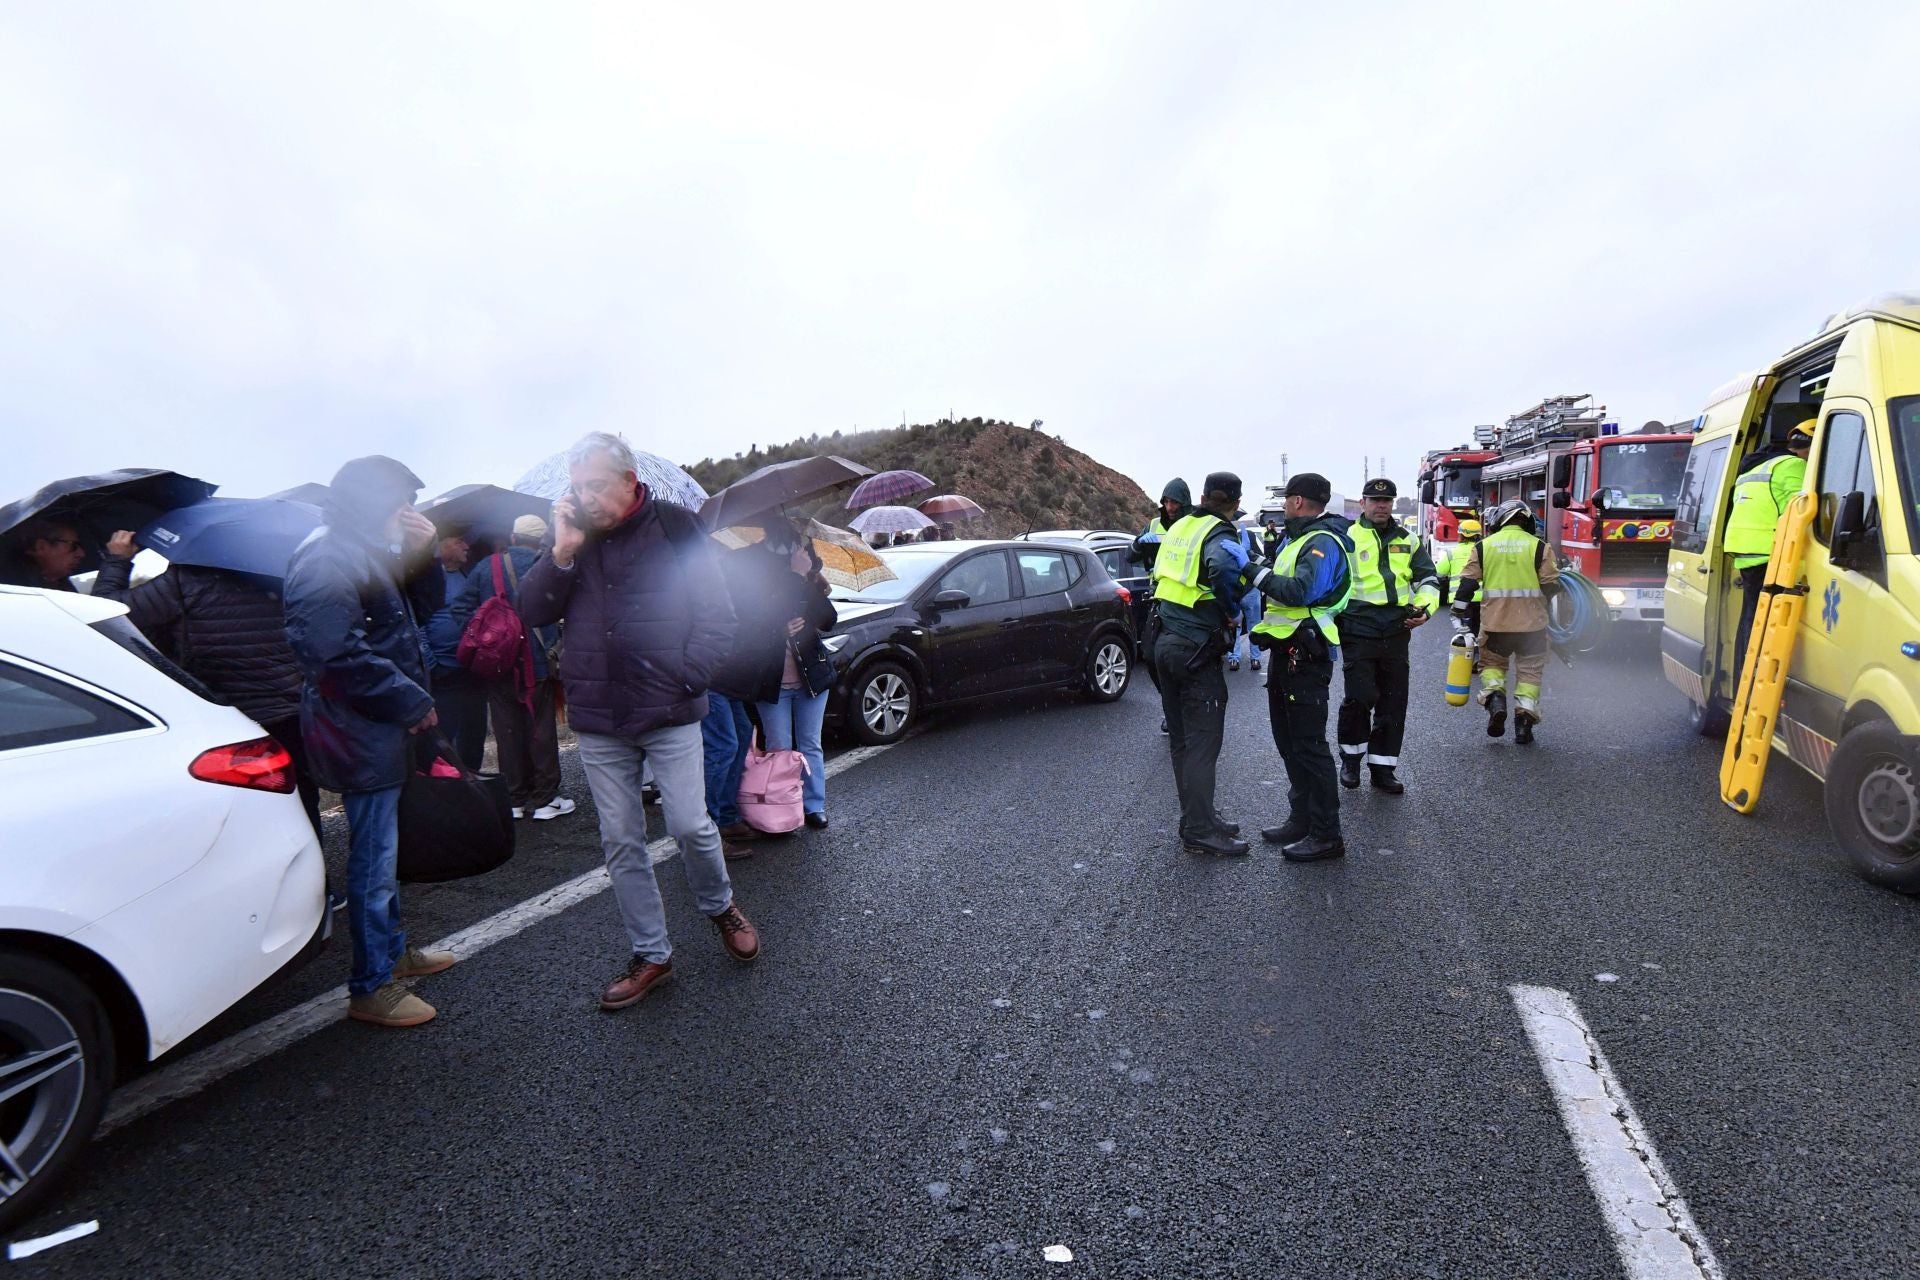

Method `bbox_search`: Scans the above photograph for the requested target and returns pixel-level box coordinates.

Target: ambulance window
[1672,439,1731,554]
[1814,411,1871,544]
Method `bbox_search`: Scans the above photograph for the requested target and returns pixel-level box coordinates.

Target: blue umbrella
[137,498,323,580]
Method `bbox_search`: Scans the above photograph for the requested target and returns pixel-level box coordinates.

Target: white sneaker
[510,807,525,819]
[530,797,576,820]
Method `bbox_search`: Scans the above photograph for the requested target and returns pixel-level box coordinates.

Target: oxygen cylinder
[1444,633,1474,706]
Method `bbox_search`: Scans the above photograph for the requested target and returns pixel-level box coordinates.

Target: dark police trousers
[1154,630,1228,842]
[1337,630,1411,769]
[1269,635,1341,839]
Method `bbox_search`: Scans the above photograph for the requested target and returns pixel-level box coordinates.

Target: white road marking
[101,742,894,1136]
[8,1220,100,1260]
[1509,984,1725,1280]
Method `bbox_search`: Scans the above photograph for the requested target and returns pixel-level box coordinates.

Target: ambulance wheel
[1688,696,1729,739]
[1825,720,1920,893]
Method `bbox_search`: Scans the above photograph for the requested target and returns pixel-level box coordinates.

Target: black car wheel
[1825,720,1920,892]
[1084,634,1132,702]
[0,951,114,1232]
[852,661,917,745]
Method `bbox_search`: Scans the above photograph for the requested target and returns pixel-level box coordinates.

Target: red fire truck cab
[1416,444,1499,549]
[1476,395,1694,626]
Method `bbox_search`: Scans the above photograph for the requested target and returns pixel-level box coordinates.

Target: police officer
[1148,472,1252,856]
[1336,478,1439,794]
[1245,474,1354,862]
[1135,478,1192,733]
[1726,421,1814,676]
[1431,517,1481,606]
[1450,499,1562,744]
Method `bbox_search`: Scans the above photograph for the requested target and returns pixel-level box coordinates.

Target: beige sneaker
[392,946,455,978]
[348,980,437,1027]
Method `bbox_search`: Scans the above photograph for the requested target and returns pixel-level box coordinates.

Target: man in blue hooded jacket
[285,456,457,1028]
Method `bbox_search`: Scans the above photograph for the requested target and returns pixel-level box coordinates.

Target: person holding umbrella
[5,517,87,590]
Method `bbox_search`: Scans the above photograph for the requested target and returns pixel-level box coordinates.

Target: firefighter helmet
[1487,500,1536,535]
[1457,518,1483,540]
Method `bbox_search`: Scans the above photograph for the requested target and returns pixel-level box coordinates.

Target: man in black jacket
[520,432,760,1014]
[1334,478,1439,795]
[96,532,321,838]
[285,456,454,1029]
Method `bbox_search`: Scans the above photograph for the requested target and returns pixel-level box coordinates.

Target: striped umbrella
[849,505,934,535]
[514,447,708,511]
[919,494,985,522]
[847,469,934,509]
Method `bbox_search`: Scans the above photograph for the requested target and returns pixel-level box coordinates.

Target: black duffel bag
[396,731,516,883]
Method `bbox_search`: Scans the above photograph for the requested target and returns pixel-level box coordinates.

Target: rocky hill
[686,418,1152,539]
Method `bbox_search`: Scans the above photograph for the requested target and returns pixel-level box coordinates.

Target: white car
[0,585,327,1229]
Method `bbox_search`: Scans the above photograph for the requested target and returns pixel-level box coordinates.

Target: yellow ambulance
[1663,293,1920,890]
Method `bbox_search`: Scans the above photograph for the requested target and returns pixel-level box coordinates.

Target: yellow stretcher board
[1719,490,1816,812]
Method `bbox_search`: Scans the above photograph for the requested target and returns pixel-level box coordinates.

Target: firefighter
[1336,478,1439,794]
[1246,473,1355,862]
[1726,421,1814,676]
[1432,517,1481,606]
[1148,472,1252,857]
[1450,499,1562,745]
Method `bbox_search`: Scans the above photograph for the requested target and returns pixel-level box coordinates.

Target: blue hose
[1547,568,1609,656]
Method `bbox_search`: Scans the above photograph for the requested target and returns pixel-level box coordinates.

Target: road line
[101,742,895,1136]
[1509,984,1725,1280]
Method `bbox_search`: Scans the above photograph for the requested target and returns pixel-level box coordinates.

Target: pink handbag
[738,745,807,834]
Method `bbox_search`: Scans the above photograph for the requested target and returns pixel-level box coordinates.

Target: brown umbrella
[919,494,985,522]
[711,520,897,592]
[699,455,874,530]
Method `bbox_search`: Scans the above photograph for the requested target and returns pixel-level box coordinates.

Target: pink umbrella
[847,469,935,509]
[919,494,985,522]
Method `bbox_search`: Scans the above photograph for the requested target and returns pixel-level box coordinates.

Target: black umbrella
[267,482,331,506]
[420,484,552,540]
[698,455,873,530]
[0,469,218,575]
[137,498,323,580]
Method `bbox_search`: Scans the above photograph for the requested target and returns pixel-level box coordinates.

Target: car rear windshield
[1598,440,1688,510]
[1891,395,1920,550]
[832,549,953,602]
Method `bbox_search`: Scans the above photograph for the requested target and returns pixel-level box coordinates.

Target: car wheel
[0,951,114,1233]
[1084,634,1132,702]
[852,662,916,745]
[1824,720,1920,892]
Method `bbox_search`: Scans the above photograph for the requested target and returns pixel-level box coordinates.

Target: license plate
[1638,588,1664,603]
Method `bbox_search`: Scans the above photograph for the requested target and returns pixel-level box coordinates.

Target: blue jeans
[758,687,828,815]
[1234,588,1262,663]
[342,785,406,996]
[703,691,754,826]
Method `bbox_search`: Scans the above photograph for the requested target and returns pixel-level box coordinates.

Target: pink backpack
[737,745,808,834]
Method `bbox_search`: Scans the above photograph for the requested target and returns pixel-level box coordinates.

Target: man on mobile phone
[285,456,456,1028]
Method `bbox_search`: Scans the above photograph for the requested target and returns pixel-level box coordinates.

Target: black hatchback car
[1021,530,1154,647]
[823,540,1136,744]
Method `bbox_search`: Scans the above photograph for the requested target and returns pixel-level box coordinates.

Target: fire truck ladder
[1496,394,1608,450]
[1718,490,1816,813]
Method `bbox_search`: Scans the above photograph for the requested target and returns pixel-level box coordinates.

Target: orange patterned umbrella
[711,520,897,592]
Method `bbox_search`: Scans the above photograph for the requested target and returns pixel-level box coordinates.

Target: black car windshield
[1598,440,1689,510]
[832,548,954,602]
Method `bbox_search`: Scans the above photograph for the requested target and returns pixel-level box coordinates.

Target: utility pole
[1280,453,1289,484]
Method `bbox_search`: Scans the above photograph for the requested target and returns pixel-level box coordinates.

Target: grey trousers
[577,722,734,963]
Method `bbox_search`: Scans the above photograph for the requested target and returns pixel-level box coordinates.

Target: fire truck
[1415,437,1499,548]
[1475,394,1695,625]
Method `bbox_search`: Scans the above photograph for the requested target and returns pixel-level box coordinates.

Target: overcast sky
[5,1,1918,511]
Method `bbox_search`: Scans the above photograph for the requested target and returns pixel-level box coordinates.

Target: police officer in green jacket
[1245,474,1355,862]
[1336,478,1439,795]
[1726,421,1814,675]
[1149,472,1253,857]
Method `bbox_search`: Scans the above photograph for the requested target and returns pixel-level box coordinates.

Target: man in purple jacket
[520,432,761,1012]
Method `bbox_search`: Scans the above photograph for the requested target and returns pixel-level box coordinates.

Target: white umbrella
[515,447,708,510]
[849,505,934,535]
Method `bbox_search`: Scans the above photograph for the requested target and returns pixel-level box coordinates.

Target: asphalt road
[13,626,1920,1278]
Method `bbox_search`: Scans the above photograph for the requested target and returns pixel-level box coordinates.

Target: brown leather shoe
[599,956,673,1010]
[717,821,758,841]
[711,902,760,962]
[722,841,754,862]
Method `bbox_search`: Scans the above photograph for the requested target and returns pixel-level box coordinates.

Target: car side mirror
[1589,488,1611,514]
[1831,490,1868,564]
[1550,490,1572,509]
[1420,480,1436,505]
[1551,456,1573,489]
[930,588,971,611]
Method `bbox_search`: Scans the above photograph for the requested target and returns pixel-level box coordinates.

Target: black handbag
[396,731,516,883]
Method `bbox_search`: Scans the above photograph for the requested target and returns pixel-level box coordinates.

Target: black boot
[1369,766,1405,795]
[1281,835,1346,862]
[1515,710,1537,745]
[1184,831,1251,857]
[1261,817,1308,845]
[1214,819,1242,838]
[1338,753,1362,789]
[1485,691,1508,738]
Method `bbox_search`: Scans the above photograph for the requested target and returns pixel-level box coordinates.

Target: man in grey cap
[1146,470,1254,856]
